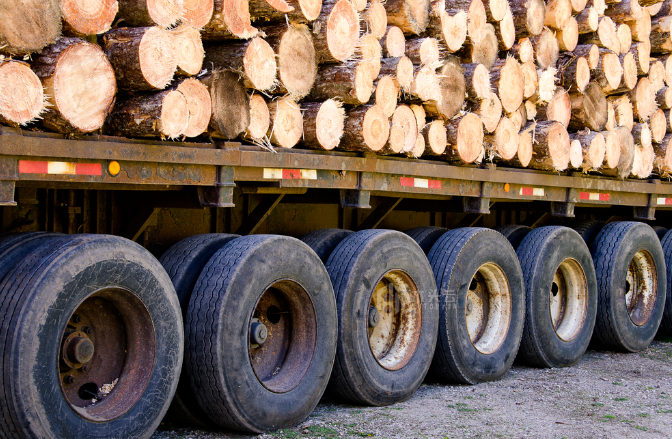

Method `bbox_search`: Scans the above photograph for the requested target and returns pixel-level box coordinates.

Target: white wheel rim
[625,250,657,326]
[549,258,588,342]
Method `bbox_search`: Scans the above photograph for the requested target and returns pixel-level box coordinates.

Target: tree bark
[558,54,590,92]
[106,90,189,139]
[201,0,258,40]
[0,0,61,54]
[117,0,183,28]
[204,36,277,91]
[385,0,431,35]
[576,6,598,34]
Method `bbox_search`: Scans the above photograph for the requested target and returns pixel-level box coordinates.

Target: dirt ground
[152,339,672,439]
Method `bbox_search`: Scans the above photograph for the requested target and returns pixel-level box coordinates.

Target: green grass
[603,415,616,419]
[635,426,649,431]
[614,397,628,401]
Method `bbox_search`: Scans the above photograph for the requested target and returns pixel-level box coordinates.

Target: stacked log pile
[2,0,672,178]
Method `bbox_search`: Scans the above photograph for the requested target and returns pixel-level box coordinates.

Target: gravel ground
[153,339,672,439]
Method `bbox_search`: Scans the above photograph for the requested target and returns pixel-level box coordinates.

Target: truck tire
[652,226,668,241]
[591,222,666,352]
[0,234,182,439]
[159,234,240,427]
[0,232,61,282]
[300,228,353,263]
[570,220,605,251]
[516,227,598,367]
[427,228,525,384]
[185,235,337,432]
[493,224,533,250]
[325,230,438,405]
[403,226,448,254]
[656,230,672,337]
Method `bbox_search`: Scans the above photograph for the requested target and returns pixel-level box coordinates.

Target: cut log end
[533,28,560,69]
[557,17,579,52]
[570,81,608,131]
[245,94,270,141]
[493,57,524,113]
[366,0,388,39]
[516,127,534,167]
[313,99,345,150]
[475,92,503,133]
[173,24,205,76]
[384,26,406,57]
[244,36,278,91]
[62,0,118,35]
[425,120,447,155]
[160,90,190,139]
[362,105,391,151]
[0,61,45,126]
[325,0,361,62]
[532,120,570,171]
[650,108,667,143]
[442,10,468,52]
[141,27,178,89]
[603,130,621,169]
[388,104,418,153]
[376,75,400,117]
[278,25,317,99]
[269,98,303,148]
[182,0,215,28]
[569,139,583,168]
[205,70,250,139]
[488,117,519,160]
[177,78,212,137]
[447,113,484,163]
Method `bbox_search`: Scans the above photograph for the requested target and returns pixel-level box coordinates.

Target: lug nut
[63,374,75,384]
[466,299,473,316]
[71,314,82,324]
[368,307,380,327]
[80,365,90,373]
[82,326,93,335]
[67,337,95,364]
[250,322,268,345]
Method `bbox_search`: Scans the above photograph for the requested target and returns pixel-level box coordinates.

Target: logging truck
[2,0,672,437]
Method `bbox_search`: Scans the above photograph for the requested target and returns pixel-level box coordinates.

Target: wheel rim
[465,263,512,355]
[625,250,658,326]
[367,270,422,371]
[59,288,155,421]
[248,279,317,393]
[549,258,588,342]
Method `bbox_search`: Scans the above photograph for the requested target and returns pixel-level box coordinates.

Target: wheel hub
[549,258,588,342]
[64,333,95,365]
[625,250,657,326]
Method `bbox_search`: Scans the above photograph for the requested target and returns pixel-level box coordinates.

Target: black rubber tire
[0,232,61,283]
[656,229,672,337]
[403,226,449,254]
[185,235,337,433]
[591,222,667,352]
[0,234,182,439]
[324,230,439,405]
[570,220,606,251]
[516,226,598,368]
[159,233,239,427]
[652,226,668,241]
[493,224,533,250]
[300,228,353,263]
[427,228,525,384]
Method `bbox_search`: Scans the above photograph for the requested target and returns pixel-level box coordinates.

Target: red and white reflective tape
[263,168,317,180]
[400,177,441,189]
[657,197,672,205]
[520,187,545,196]
[579,192,610,202]
[18,160,102,176]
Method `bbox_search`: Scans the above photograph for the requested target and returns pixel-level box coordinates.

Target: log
[309,62,372,105]
[103,27,176,91]
[406,37,441,65]
[653,133,672,175]
[425,5,468,52]
[381,26,406,57]
[33,38,116,134]
[650,15,672,54]
[117,0,183,28]
[654,0,671,15]
[576,7,599,34]
[573,43,599,69]
[649,59,666,91]
[380,56,414,91]
[202,70,250,139]
[509,0,546,37]
[656,85,672,108]
[387,104,418,153]
[457,0,487,40]
[366,0,389,38]
[650,107,668,141]
[267,97,303,148]
[264,24,317,99]
[385,0,431,35]
[630,40,651,75]
[626,10,651,42]
[527,120,570,171]
[616,23,632,54]
[602,129,621,169]
[106,90,188,139]
[176,77,212,137]
[485,116,519,160]
[411,65,442,102]
[445,112,484,164]
[512,123,534,167]
[301,99,345,150]
[340,105,390,152]
[630,76,658,121]
[537,88,572,127]
[525,99,537,119]
[244,94,270,141]
[421,120,448,155]
[464,62,491,100]
[510,38,535,63]
[459,22,499,68]
[411,103,426,130]
[0,61,45,126]
[248,0,322,23]
[570,130,606,170]
[569,139,584,169]
[358,34,383,82]
[423,56,466,119]
[608,51,639,94]
[62,0,118,35]
[201,0,258,39]
[557,16,579,52]
[592,49,623,93]
[571,0,588,12]
[545,0,572,30]
[489,57,524,113]
[534,67,558,103]
[375,75,401,117]
[530,28,560,69]
[558,55,590,92]
[182,0,215,28]
[496,8,516,50]
[647,1,662,14]
[172,24,205,77]
[631,124,655,177]
[569,81,608,131]
[608,93,635,130]
[602,125,635,177]
[606,98,616,130]
[521,60,538,98]
[605,0,643,23]
[589,0,606,15]
[668,109,672,132]
[666,54,672,86]
[485,0,509,21]
[312,0,360,63]
[580,16,619,53]
[408,134,426,157]
[204,37,276,91]
[472,92,503,132]
[0,0,61,54]
[509,103,527,131]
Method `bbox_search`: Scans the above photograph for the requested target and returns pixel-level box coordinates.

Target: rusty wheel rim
[367,270,422,371]
[465,263,511,355]
[549,258,588,342]
[625,250,657,326]
[248,280,317,393]
[58,287,155,421]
